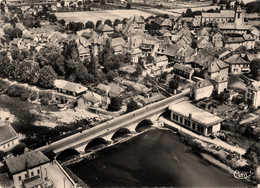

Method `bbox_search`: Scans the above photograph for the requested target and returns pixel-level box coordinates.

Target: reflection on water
[68,129,252,187]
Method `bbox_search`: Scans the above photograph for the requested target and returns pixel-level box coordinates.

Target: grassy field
[55,8,188,23]
[55,9,154,22]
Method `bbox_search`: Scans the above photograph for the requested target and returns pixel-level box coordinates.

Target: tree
[186,8,192,16]
[76,22,84,31]
[12,143,26,156]
[212,0,217,4]
[126,99,140,113]
[114,19,121,26]
[37,66,57,88]
[85,21,94,29]
[17,60,40,84]
[126,3,131,9]
[107,70,116,82]
[68,21,77,33]
[96,20,102,29]
[48,14,57,23]
[108,97,122,111]
[0,150,5,161]
[217,91,230,104]
[34,20,41,28]
[169,78,179,91]
[226,1,231,9]
[104,19,112,27]
[58,19,66,26]
[0,2,5,12]
[243,143,260,165]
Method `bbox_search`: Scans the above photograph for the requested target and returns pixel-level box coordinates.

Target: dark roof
[173,63,194,73]
[208,59,228,73]
[225,54,249,64]
[81,92,101,104]
[192,79,213,89]
[5,151,50,175]
[0,122,18,145]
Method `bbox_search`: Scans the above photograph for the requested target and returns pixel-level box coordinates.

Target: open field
[55,10,154,22]
[55,5,222,23]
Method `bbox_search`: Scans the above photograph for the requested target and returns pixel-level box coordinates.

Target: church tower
[234,6,245,26]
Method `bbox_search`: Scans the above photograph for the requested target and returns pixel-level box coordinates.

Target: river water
[67,129,252,187]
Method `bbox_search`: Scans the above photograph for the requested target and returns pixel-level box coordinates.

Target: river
[67,129,252,187]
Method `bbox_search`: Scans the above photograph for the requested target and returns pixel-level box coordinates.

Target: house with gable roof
[224,54,250,74]
[96,23,114,35]
[54,79,88,104]
[173,63,194,79]
[197,37,213,50]
[190,79,214,100]
[153,17,172,30]
[205,59,229,80]
[0,120,19,152]
[77,91,102,110]
[245,81,260,108]
[211,30,224,48]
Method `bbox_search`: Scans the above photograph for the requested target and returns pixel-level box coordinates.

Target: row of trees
[0,51,57,88]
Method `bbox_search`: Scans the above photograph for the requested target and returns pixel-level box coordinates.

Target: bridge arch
[56,148,80,162]
[111,128,131,141]
[85,137,108,152]
[135,119,153,132]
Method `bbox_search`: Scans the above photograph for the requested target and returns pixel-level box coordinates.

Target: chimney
[188,113,192,118]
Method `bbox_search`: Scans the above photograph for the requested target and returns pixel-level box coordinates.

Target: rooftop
[208,59,228,73]
[225,54,249,64]
[0,122,18,145]
[54,79,87,94]
[173,63,194,73]
[169,101,223,127]
[5,151,50,175]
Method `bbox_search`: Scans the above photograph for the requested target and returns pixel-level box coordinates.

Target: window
[172,113,175,120]
[3,145,5,149]
[187,120,191,127]
[184,119,188,126]
[7,143,10,147]
[12,141,14,145]
[192,123,196,129]
[180,117,183,124]
[18,176,21,181]
[201,127,204,133]
[175,115,178,121]
[37,169,40,174]
[25,173,29,179]
[208,126,213,134]
[31,171,34,177]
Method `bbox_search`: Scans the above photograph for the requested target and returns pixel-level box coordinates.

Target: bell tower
[234,6,244,26]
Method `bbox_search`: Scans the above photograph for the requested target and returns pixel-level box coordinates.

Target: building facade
[169,101,223,136]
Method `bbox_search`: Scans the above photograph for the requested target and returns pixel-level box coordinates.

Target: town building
[0,121,19,152]
[77,91,102,110]
[205,59,229,80]
[224,54,250,74]
[190,80,214,100]
[169,101,223,136]
[54,79,88,104]
[201,10,235,25]
[4,151,77,188]
[172,63,194,80]
[245,81,260,108]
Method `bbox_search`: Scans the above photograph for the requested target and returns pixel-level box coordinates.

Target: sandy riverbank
[31,108,105,128]
[0,108,16,123]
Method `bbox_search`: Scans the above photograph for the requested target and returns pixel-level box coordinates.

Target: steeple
[234,6,244,26]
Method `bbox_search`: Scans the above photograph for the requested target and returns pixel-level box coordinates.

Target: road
[37,89,190,154]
